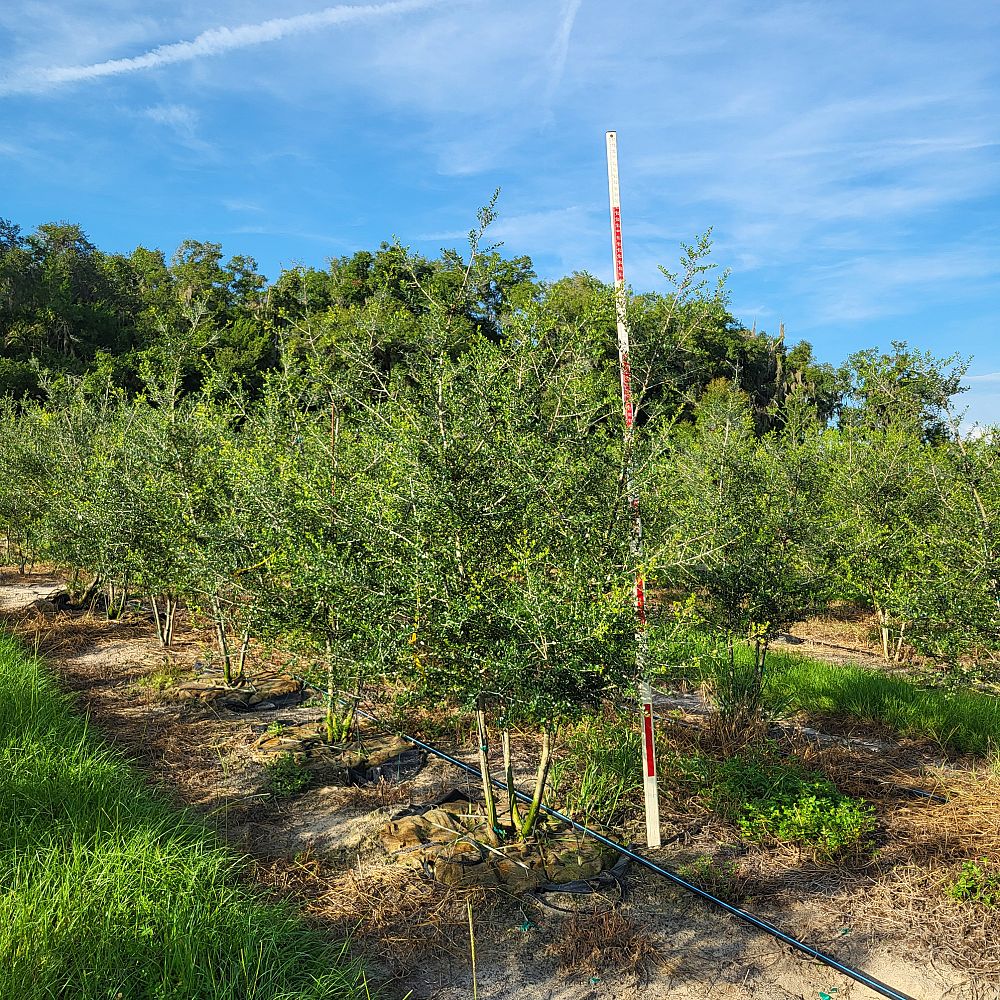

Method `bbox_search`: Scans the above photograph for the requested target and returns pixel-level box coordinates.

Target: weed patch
[664,746,875,860]
[264,751,312,798]
[948,859,1000,907]
[712,753,875,859]
[675,854,750,903]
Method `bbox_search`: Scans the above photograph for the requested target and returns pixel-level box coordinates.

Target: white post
[606,130,661,849]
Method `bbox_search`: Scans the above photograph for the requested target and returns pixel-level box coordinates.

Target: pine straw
[889,768,1000,862]
[544,907,664,980]
[864,865,1000,975]
[260,851,492,972]
[0,607,125,656]
[848,767,1000,974]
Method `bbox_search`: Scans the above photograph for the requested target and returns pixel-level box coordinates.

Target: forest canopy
[1,216,852,427]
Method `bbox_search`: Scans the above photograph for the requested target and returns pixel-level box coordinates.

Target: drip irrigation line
[363,712,916,1000]
[890,785,948,804]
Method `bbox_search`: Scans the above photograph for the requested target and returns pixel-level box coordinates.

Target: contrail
[545,0,583,105]
[1,0,449,96]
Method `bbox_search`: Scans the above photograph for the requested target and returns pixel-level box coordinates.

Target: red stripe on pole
[643,703,656,778]
[612,206,624,282]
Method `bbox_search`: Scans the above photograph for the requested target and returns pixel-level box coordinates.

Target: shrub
[264,752,311,798]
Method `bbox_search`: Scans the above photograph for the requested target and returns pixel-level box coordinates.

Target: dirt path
[0,570,992,1000]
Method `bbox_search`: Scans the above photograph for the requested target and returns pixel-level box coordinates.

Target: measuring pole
[606,131,660,849]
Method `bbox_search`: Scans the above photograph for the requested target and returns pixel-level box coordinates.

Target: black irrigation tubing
[368,715,916,1000]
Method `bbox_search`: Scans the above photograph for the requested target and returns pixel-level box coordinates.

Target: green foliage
[3,210,1000,847]
[838,340,968,441]
[0,634,366,999]
[549,716,643,826]
[264,752,312,799]
[660,744,874,859]
[948,858,1000,907]
[707,753,875,859]
[651,382,834,734]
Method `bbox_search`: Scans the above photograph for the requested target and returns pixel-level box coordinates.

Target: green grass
[764,648,1000,756]
[652,626,1000,756]
[0,633,369,1000]
[549,715,643,826]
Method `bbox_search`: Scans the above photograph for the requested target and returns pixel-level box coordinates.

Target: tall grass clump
[549,715,643,827]
[765,649,1000,756]
[0,633,368,1000]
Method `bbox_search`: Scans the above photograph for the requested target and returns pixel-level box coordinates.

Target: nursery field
[3,569,1000,1000]
[3,227,1000,999]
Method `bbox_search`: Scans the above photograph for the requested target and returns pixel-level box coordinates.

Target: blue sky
[2,0,999,424]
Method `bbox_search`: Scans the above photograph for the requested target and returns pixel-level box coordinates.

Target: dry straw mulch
[865,768,1000,974]
[260,850,490,973]
[0,605,125,657]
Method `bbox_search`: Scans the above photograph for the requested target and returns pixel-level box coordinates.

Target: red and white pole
[606,130,661,849]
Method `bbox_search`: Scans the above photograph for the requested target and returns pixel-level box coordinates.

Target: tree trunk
[894,621,907,662]
[325,638,337,744]
[501,728,521,829]
[236,628,250,681]
[114,576,129,619]
[211,595,234,685]
[151,595,164,645]
[475,702,499,844]
[877,607,891,661]
[519,727,554,840]
[79,574,103,611]
[163,595,177,647]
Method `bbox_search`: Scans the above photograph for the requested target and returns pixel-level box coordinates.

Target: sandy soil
[1,569,994,1000]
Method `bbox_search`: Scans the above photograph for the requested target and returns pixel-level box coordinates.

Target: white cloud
[0,0,454,95]
[143,103,198,132]
[222,198,265,213]
[544,0,583,109]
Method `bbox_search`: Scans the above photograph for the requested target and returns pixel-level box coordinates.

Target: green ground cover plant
[711,754,875,859]
[264,751,313,798]
[0,633,367,1000]
[948,858,1000,907]
[552,710,874,859]
[670,747,875,859]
